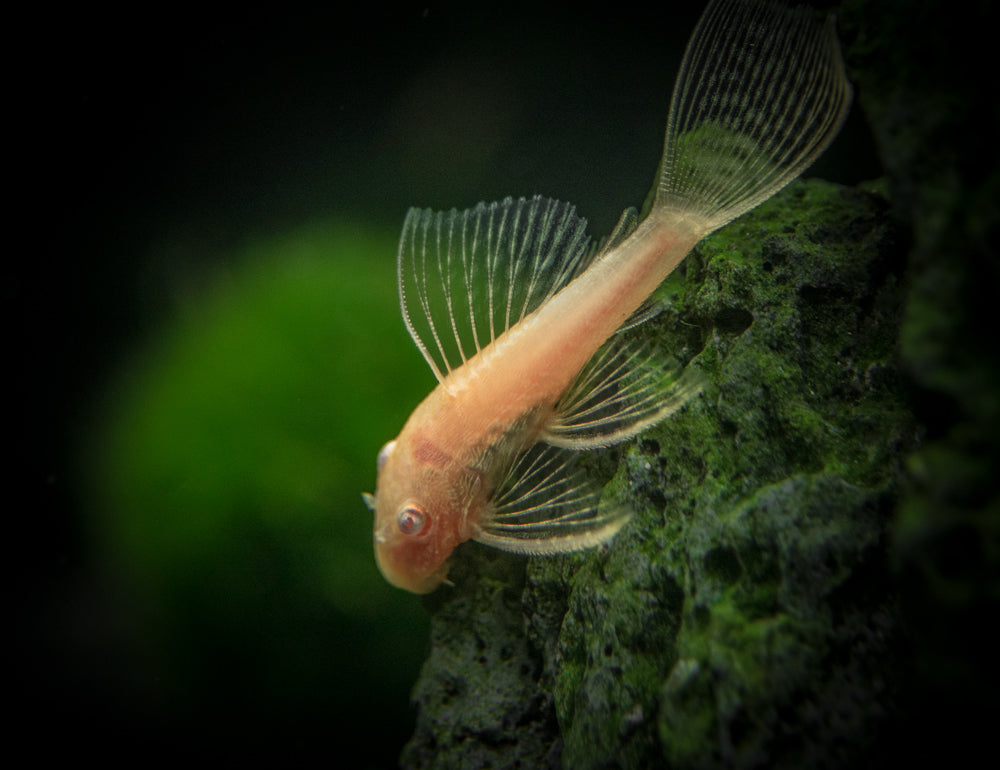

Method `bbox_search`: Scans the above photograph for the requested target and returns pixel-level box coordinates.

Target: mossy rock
[401,0,1000,763]
[402,178,912,769]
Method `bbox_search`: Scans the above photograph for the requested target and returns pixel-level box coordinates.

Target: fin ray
[473,443,631,555]
[542,337,705,450]
[654,0,852,229]
[398,196,595,381]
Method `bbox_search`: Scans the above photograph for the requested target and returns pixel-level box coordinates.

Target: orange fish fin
[472,443,632,555]
[397,196,597,381]
[541,338,705,450]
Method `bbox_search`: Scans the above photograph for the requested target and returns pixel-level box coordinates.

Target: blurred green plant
[85,219,430,751]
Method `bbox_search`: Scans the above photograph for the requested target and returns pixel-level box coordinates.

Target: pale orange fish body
[365,0,852,593]
[374,217,702,591]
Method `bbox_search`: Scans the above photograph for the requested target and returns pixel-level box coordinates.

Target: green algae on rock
[402,178,912,769]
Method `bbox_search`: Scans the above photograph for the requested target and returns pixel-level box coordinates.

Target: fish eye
[377,440,397,472]
[397,504,428,536]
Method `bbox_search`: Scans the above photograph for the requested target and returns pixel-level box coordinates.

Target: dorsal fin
[397,196,595,382]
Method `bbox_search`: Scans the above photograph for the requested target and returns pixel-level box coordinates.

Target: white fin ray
[594,206,639,255]
[542,337,705,450]
[473,443,631,555]
[617,299,663,334]
[398,196,595,382]
[654,0,852,230]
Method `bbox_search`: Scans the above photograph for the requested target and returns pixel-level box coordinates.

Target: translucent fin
[474,443,632,555]
[617,299,663,334]
[541,337,706,450]
[654,0,852,229]
[595,206,639,255]
[398,196,594,381]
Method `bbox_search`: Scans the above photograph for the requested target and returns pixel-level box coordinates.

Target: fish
[363,0,852,593]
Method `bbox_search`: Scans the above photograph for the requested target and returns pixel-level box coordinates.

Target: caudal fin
[654,0,852,230]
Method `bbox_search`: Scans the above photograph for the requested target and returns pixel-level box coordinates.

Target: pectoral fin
[473,443,631,555]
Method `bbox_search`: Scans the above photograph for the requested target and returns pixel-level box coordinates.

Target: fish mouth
[374,542,449,594]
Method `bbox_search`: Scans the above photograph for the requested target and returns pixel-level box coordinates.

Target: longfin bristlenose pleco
[363,0,852,593]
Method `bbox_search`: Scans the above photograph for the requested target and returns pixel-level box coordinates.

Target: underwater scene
[19,1,996,767]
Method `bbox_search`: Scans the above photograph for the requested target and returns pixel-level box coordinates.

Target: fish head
[365,436,467,593]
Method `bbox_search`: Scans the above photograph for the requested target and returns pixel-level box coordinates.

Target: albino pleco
[364,0,852,593]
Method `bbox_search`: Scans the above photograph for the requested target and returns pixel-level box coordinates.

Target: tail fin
[654,0,852,230]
